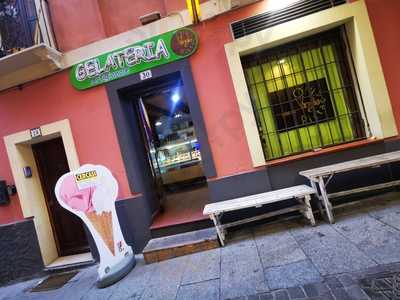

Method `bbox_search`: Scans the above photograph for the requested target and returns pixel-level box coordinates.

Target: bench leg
[318,176,335,224]
[210,213,225,246]
[310,180,324,220]
[304,195,316,226]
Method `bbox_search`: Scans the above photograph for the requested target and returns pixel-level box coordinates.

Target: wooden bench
[300,150,400,224]
[203,185,316,245]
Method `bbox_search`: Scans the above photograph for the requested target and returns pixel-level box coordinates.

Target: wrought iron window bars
[242,27,369,160]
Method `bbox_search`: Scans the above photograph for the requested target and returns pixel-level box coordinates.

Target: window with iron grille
[241,27,369,161]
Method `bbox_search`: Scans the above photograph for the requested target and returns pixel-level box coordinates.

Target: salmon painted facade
[0,0,399,284]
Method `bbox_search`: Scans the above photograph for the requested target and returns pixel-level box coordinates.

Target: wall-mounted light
[155,121,162,127]
[23,166,32,178]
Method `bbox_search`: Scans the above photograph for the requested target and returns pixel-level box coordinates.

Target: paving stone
[287,286,306,299]
[337,274,356,287]
[265,260,322,290]
[259,293,274,300]
[345,285,370,300]
[38,270,97,300]
[254,224,307,268]
[107,256,157,300]
[247,295,260,300]
[324,277,343,289]
[176,279,219,300]
[333,214,400,264]
[330,288,352,300]
[181,248,220,285]
[81,284,116,300]
[0,278,43,300]
[360,287,387,300]
[274,290,289,300]
[290,224,377,275]
[140,256,189,300]
[303,282,329,297]
[220,237,268,299]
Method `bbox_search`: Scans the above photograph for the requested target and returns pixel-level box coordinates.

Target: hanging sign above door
[70,28,199,90]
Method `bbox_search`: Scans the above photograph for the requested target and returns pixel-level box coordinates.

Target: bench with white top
[203,185,316,245]
[300,150,400,224]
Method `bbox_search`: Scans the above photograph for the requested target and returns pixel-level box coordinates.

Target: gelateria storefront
[70,27,216,250]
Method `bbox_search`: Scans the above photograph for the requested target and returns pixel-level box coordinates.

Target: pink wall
[98,0,166,37]
[188,1,274,177]
[48,0,208,51]
[2,0,400,223]
[48,0,106,52]
[365,0,400,131]
[0,71,131,224]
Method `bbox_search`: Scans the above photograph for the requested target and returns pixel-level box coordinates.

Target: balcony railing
[0,0,56,58]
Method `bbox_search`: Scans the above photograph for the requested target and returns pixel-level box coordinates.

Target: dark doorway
[106,60,216,245]
[132,75,210,227]
[32,138,90,256]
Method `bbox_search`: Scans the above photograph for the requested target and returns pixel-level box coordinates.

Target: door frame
[4,119,84,265]
[105,59,216,193]
[105,59,216,222]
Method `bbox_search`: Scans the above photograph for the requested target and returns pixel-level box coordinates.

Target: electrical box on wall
[0,180,10,205]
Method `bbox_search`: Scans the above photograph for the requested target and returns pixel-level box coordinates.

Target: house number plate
[30,127,42,139]
[139,70,152,81]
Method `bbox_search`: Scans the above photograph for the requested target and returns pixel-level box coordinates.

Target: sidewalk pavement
[2,192,400,300]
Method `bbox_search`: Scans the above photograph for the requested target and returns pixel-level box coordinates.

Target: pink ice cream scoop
[59,174,96,213]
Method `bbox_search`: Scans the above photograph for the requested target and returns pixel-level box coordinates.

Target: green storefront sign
[70,28,199,90]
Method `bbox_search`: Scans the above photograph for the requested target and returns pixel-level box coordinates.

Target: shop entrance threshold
[150,185,213,238]
[45,253,95,271]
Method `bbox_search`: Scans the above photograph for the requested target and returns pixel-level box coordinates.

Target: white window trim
[225,0,397,167]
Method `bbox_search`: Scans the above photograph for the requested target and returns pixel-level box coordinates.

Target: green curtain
[245,45,355,160]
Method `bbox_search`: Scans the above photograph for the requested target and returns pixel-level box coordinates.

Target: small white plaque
[139,70,152,81]
[30,127,42,139]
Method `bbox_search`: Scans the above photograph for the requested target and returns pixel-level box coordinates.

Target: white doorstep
[46,252,94,268]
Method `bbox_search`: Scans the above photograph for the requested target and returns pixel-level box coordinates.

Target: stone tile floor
[2,192,400,300]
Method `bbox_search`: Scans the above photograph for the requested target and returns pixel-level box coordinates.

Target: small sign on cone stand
[55,164,135,288]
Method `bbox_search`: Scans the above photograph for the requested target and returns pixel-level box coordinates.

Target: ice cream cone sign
[55,164,135,288]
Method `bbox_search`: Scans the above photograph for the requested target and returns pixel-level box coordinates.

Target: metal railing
[241,27,369,161]
[0,0,56,58]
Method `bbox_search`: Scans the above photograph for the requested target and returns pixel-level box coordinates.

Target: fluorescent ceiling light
[171,93,180,103]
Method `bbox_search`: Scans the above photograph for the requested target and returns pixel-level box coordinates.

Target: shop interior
[135,78,210,229]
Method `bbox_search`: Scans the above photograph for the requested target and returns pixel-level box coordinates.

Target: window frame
[224,0,397,167]
[241,27,369,160]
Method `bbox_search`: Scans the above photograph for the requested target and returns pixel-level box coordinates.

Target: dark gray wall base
[111,139,400,252]
[0,218,44,285]
[116,195,152,254]
[268,139,397,192]
[207,168,272,203]
[206,139,400,223]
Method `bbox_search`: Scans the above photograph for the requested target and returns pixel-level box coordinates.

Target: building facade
[0,0,399,284]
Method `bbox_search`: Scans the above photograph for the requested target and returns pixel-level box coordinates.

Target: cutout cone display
[55,164,135,288]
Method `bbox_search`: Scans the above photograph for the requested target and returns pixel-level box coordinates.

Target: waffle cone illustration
[86,211,115,255]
